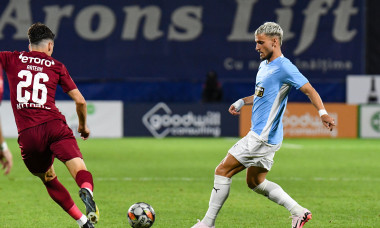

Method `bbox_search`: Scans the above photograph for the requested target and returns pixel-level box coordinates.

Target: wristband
[0,142,8,151]
[232,99,244,111]
[318,109,328,117]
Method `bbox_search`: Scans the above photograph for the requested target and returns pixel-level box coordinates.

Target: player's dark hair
[28,22,55,45]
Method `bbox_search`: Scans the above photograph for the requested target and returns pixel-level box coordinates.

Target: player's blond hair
[255,22,283,46]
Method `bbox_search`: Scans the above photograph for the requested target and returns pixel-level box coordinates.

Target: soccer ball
[127,202,156,228]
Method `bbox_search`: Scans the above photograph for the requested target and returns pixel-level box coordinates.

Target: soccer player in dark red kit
[0,22,99,228]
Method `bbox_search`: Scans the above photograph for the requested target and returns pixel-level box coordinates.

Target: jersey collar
[266,54,284,64]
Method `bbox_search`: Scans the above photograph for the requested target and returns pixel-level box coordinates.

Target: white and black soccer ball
[127,202,156,228]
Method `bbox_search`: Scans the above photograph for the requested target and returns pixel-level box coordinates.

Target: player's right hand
[78,125,90,140]
[229,105,241,116]
[0,149,13,175]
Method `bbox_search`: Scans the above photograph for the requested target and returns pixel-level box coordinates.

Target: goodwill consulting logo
[142,103,221,138]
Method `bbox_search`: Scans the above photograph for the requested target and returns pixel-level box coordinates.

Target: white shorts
[228,131,282,170]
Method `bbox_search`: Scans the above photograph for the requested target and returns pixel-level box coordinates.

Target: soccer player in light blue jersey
[192,22,335,228]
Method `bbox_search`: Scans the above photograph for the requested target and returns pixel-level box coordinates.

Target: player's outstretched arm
[0,142,13,175]
[300,83,335,131]
[67,89,90,140]
[229,95,254,116]
[0,121,12,175]
[0,146,12,175]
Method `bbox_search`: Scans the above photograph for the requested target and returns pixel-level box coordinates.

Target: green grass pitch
[0,138,379,227]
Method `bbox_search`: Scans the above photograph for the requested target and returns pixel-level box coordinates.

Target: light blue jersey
[251,55,308,145]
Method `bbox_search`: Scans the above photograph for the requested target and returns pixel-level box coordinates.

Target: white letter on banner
[275,0,296,42]
[168,6,203,41]
[43,5,74,37]
[227,0,258,41]
[0,0,32,39]
[333,0,358,42]
[75,5,116,41]
[294,0,333,55]
[122,6,163,40]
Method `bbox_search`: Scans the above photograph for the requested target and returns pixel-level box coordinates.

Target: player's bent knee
[246,179,259,189]
[246,176,265,190]
[214,164,228,176]
[246,181,256,189]
[33,172,57,183]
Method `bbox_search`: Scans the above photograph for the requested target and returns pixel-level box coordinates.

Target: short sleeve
[282,61,309,90]
[59,64,77,93]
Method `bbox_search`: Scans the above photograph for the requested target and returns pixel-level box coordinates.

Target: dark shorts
[18,119,83,173]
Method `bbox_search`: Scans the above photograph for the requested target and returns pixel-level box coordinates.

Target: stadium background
[1,1,380,228]
[1,0,379,139]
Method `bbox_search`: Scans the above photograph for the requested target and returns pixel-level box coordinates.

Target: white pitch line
[12,176,380,182]
[281,143,304,149]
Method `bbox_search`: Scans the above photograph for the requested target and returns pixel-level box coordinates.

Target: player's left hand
[78,125,90,140]
[0,148,13,175]
[321,114,335,131]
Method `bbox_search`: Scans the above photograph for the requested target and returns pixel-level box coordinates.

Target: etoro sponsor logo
[370,111,380,133]
[142,102,221,138]
[19,53,55,67]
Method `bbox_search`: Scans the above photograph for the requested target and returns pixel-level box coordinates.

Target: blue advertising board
[124,103,239,137]
[0,0,365,102]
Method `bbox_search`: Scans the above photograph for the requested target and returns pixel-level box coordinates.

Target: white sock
[290,204,306,216]
[76,214,88,227]
[202,175,232,226]
[253,179,302,215]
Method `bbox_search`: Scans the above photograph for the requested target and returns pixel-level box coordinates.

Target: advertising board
[359,105,380,138]
[0,101,123,138]
[124,102,238,137]
[0,0,365,102]
[239,103,358,138]
[347,75,380,104]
